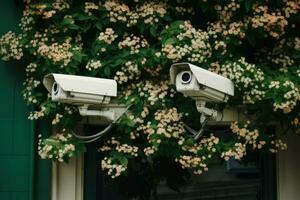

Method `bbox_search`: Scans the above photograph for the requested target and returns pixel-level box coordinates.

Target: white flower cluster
[28,106,46,120]
[136,80,173,105]
[37,38,75,67]
[207,21,245,41]
[52,113,63,125]
[102,1,168,26]
[296,69,300,77]
[138,2,167,24]
[153,108,184,139]
[182,134,220,155]
[231,121,266,150]
[221,58,266,104]
[99,137,120,152]
[175,155,208,175]
[23,77,41,104]
[214,1,241,23]
[0,31,23,61]
[136,108,184,146]
[271,80,300,113]
[86,59,102,71]
[294,37,300,51]
[20,6,35,32]
[114,61,140,84]
[268,54,294,68]
[52,0,70,11]
[102,0,130,23]
[99,138,137,178]
[19,3,64,31]
[25,62,37,74]
[101,157,127,178]
[214,40,227,55]
[97,28,118,44]
[283,0,300,18]
[99,138,138,157]
[118,34,149,54]
[84,2,99,15]
[208,62,221,74]
[28,31,49,52]
[144,146,158,156]
[173,6,195,15]
[29,4,55,19]
[162,21,212,63]
[38,133,76,162]
[129,106,149,126]
[269,139,288,153]
[64,106,76,115]
[250,5,288,38]
[116,144,139,157]
[221,143,246,161]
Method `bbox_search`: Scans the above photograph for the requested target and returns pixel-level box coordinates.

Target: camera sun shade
[43,73,117,105]
[170,62,234,96]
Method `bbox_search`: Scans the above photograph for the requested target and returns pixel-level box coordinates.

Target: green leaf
[69,24,80,30]
[73,52,83,62]
[111,58,124,67]
[73,13,93,21]
[104,67,111,76]
[245,0,253,12]
[94,21,103,30]
[61,18,74,26]
[120,157,128,165]
[150,26,157,37]
[138,23,146,33]
[164,38,177,45]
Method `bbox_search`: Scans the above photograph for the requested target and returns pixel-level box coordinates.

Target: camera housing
[170,63,235,140]
[43,73,117,105]
[170,63,234,103]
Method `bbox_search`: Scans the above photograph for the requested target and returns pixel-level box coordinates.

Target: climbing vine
[1,0,299,198]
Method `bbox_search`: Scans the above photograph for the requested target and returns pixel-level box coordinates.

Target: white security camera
[170,63,235,140]
[43,73,117,105]
[43,73,130,143]
[170,63,234,103]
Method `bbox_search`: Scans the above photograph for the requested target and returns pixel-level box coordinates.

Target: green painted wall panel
[0,156,30,191]
[0,0,51,198]
[0,192,11,200]
[11,192,29,200]
[0,1,51,200]
[0,67,14,117]
[0,1,34,200]
[0,119,13,154]
[13,119,31,155]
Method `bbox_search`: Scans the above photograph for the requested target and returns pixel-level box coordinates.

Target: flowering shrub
[38,132,85,162]
[1,0,299,198]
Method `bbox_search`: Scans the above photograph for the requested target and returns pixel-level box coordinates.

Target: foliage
[1,0,299,198]
[38,132,85,162]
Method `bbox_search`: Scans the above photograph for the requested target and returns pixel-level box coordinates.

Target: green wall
[0,1,51,200]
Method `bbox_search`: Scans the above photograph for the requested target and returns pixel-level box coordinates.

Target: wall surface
[0,1,34,200]
[278,133,300,200]
[0,1,51,200]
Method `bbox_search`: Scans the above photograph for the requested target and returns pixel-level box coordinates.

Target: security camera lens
[53,82,59,95]
[181,72,191,84]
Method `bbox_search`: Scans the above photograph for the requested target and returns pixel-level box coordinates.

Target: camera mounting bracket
[195,101,219,123]
[78,104,116,121]
[74,104,132,143]
[184,101,221,141]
